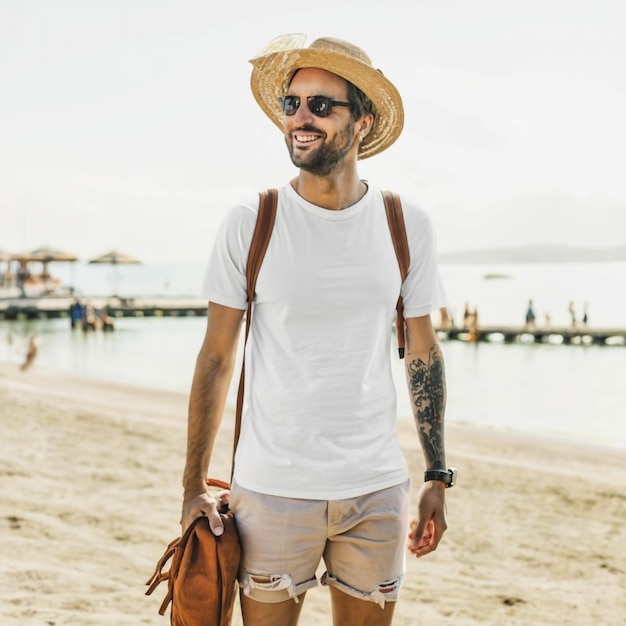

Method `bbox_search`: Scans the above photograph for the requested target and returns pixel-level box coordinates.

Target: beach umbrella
[29,246,79,263]
[10,246,79,290]
[88,249,142,296]
[88,249,142,266]
[12,245,79,264]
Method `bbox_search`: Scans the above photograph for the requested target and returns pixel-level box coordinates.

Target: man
[181,34,454,626]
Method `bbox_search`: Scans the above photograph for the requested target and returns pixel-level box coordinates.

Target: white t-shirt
[201,183,446,499]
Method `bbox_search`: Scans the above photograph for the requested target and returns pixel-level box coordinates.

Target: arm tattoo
[406,343,446,470]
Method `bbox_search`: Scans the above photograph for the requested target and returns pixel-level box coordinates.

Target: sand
[1,362,625,625]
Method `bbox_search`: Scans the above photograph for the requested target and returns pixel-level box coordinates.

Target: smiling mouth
[293,132,322,145]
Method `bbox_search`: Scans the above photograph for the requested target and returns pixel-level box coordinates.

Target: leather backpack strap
[231,188,278,480]
[382,190,410,359]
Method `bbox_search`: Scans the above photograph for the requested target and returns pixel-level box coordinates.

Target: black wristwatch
[424,467,457,488]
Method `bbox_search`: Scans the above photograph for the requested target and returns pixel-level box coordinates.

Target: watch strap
[424,468,456,487]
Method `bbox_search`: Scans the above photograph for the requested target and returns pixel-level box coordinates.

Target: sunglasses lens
[280,95,341,117]
[280,96,299,116]
[308,96,332,117]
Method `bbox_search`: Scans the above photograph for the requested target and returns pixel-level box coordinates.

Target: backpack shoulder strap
[232,188,278,478]
[246,188,278,307]
[382,190,410,359]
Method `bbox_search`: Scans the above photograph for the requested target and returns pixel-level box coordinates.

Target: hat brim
[250,48,404,160]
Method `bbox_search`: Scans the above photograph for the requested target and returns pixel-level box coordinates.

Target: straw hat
[249,34,404,159]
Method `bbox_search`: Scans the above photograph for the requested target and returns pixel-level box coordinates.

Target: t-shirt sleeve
[400,199,448,318]
[199,195,259,310]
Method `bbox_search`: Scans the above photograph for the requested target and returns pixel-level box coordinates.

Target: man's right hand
[181,491,224,536]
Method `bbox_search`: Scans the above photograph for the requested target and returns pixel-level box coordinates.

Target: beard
[286,119,357,176]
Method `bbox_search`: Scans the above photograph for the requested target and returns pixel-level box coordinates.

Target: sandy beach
[1,362,625,626]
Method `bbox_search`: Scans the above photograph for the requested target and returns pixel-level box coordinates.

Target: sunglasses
[279,95,352,118]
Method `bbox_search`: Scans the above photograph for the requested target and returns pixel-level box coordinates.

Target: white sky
[1,0,625,263]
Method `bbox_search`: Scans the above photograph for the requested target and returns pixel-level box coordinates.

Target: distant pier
[1,296,624,346]
[435,325,626,347]
[0,296,208,321]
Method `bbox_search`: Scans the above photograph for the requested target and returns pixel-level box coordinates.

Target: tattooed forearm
[406,343,446,470]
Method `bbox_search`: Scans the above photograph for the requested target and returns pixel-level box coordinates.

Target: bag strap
[231,188,278,480]
[145,514,216,613]
[382,190,410,359]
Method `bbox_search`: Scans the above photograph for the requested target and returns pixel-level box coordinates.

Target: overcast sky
[1,0,624,263]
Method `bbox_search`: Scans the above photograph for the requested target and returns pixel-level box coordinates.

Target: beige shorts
[229,479,411,607]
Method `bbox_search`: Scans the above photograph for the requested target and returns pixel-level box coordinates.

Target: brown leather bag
[145,480,241,626]
[145,190,278,625]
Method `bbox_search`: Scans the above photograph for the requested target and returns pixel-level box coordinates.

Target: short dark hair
[346,81,376,121]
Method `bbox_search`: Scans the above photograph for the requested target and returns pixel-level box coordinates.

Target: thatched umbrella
[88,249,141,266]
[88,249,141,296]
[13,244,77,258]
[27,246,79,275]
[11,246,79,292]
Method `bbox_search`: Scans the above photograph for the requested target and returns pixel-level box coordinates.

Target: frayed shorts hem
[321,572,403,609]
[238,570,403,608]
[239,572,318,604]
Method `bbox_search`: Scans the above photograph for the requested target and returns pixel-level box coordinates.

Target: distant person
[582,302,589,326]
[16,262,29,297]
[525,299,536,329]
[181,34,453,626]
[20,335,38,371]
[568,301,577,328]
[463,302,472,328]
[82,302,98,332]
[100,307,115,332]
[69,299,83,329]
[462,302,478,340]
[438,306,452,329]
[468,307,479,342]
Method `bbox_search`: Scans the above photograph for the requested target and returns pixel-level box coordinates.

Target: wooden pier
[435,325,626,347]
[0,296,208,321]
[1,296,624,346]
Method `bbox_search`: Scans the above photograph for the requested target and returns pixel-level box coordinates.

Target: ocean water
[1,262,625,449]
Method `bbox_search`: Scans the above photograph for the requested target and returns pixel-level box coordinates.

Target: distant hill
[438,245,626,264]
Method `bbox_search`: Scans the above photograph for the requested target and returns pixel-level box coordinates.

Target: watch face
[448,467,458,487]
